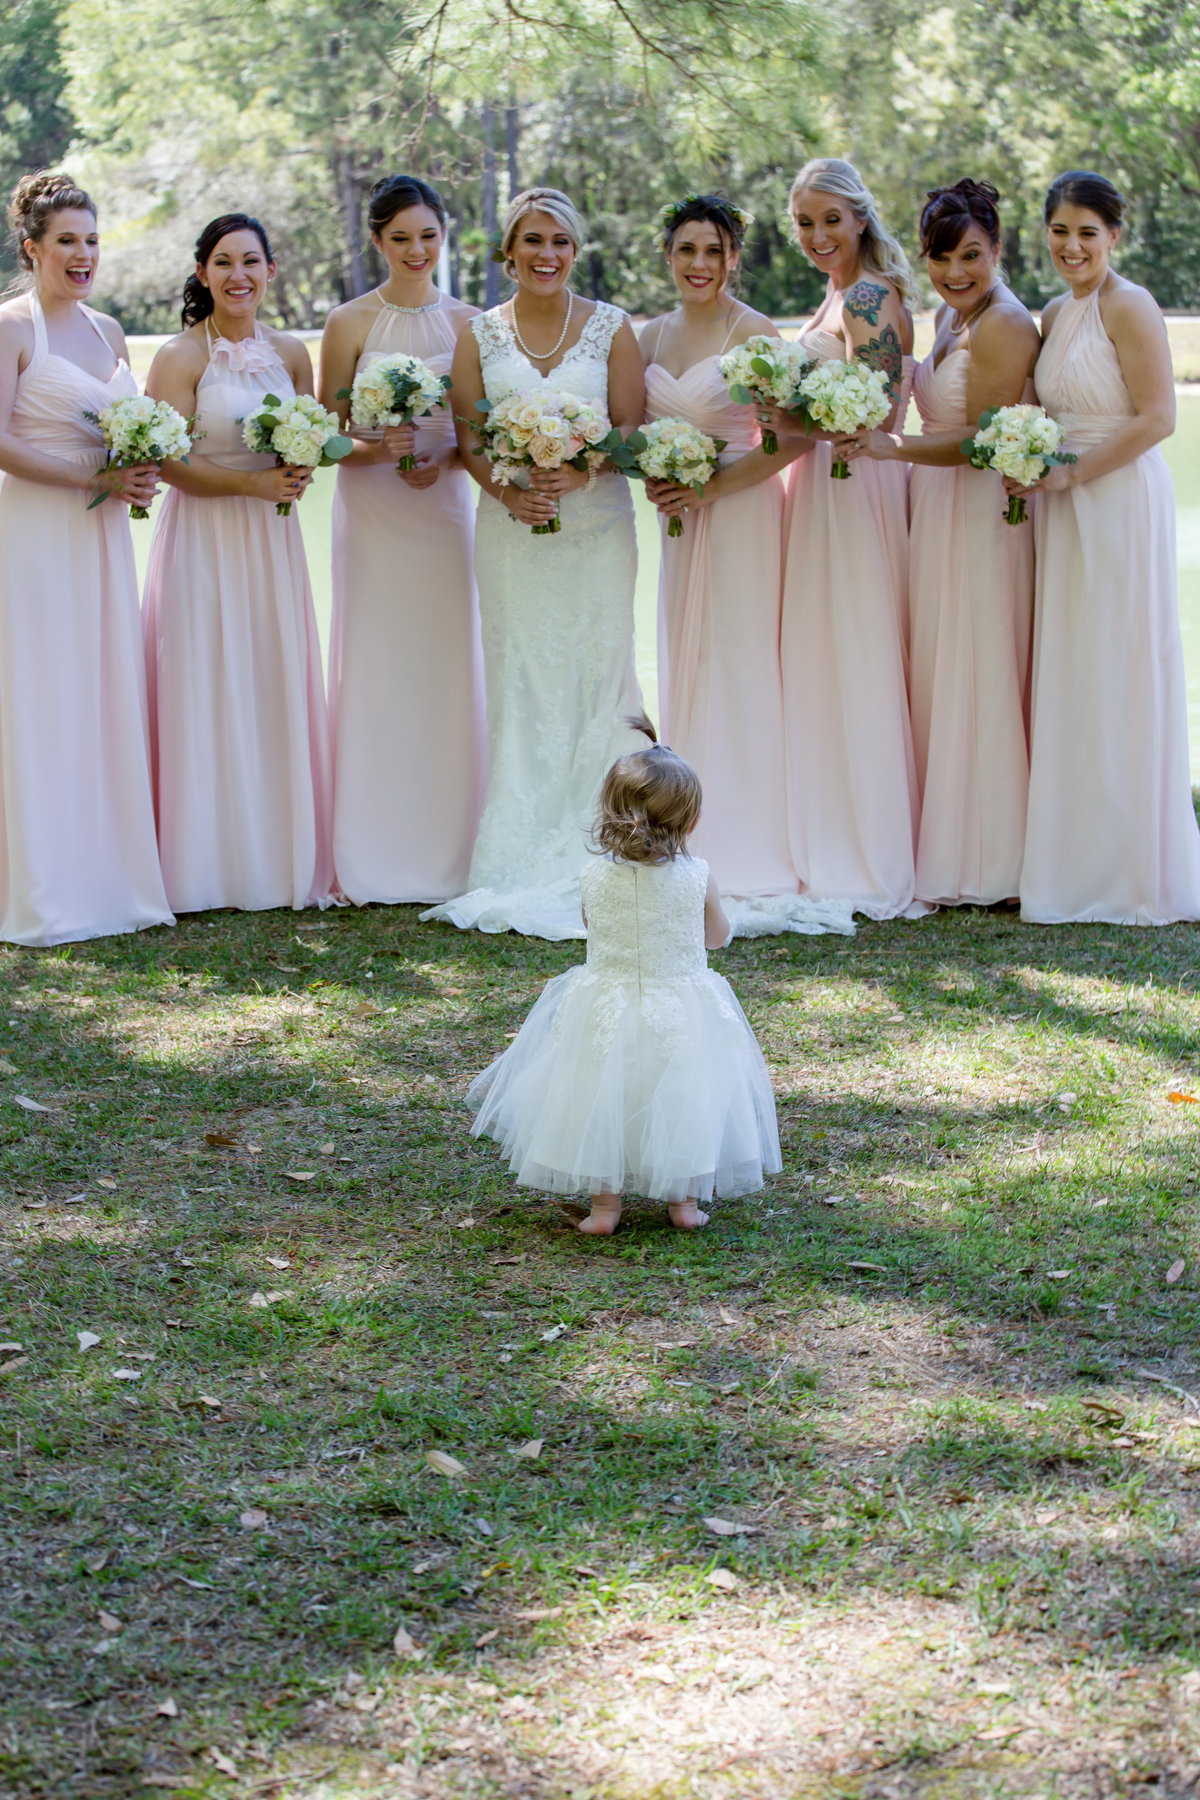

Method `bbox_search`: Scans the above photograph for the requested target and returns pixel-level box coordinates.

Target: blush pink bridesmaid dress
[1022,289,1200,924]
[644,353,852,939]
[328,298,484,904]
[780,327,921,919]
[0,299,172,945]
[143,327,333,914]
[908,346,1033,904]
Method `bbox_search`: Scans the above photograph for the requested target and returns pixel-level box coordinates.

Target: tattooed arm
[841,278,912,429]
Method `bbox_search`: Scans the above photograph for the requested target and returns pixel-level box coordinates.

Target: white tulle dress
[468,855,781,1203]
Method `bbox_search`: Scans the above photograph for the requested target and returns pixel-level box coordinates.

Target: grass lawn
[2,896,1200,1799]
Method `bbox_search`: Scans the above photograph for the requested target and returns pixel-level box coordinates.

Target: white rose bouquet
[470,389,611,534]
[85,395,192,519]
[242,392,352,514]
[794,359,892,479]
[606,416,725,537]
[718,335,814,454]
[961,403,1077,524]
[340,354,450,470]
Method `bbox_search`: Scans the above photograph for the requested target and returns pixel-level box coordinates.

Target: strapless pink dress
[644,357,852,939]
[0,299,171,944]
[328,299,484,904]
[779,326,919,919]
[1022,289,1200,924]
[909,346,1033,904]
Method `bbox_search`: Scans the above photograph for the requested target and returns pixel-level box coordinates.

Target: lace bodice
[580,856,709,980]
[473,301,626,407]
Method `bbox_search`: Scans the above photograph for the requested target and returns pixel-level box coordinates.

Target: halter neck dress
[644,334,852,941]
[908,336,1033,905]
[1021,287,1200,923]
[143,323,332,912]
[328,295,484,904]
[779,321,921,920]
[0,297,172,945]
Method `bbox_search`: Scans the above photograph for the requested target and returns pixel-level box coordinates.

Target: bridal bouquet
[242,393,352,514]
[961,403,1076,524]
[342,354,450,470]
[471,389,610,534]
[718,335,813,454]
[794,359,892,479]
[606,416,725,537]
[85,395,192,519]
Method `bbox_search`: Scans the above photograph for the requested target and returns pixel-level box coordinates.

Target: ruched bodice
[356,298,458,454]
[196,329,294,471]
[580,856,709,981]
[913,346,968,431]
[645,359,758,457]
[12,300,135,464]
[1034,289,1134,451]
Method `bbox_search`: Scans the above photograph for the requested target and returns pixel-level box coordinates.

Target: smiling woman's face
[509,210,577,296]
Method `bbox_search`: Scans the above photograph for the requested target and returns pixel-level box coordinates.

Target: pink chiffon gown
[645,355,852,939]
[1022,289,1200,924]
[328,298,484,904]
[780,326,920,919]
[908,346,1033,904]
[0,299,172,945]
[143,328,333,913]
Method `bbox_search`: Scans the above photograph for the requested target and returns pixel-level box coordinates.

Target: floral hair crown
[659,194,754,245]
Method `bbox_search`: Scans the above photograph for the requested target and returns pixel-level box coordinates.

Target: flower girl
[467,718,781,1233]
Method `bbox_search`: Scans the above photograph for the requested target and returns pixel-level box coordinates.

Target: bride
[423,187,645,939]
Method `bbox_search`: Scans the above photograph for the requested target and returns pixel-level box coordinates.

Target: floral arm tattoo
[854,325,903,397]
[843,281,888,326]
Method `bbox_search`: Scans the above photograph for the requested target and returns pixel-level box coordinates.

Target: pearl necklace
[949,285,997,335]
[378,292,442,315]
[510,293,574,361]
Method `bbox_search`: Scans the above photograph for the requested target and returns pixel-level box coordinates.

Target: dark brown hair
[594,714,702,864]
[368,174,447,238]
[920,178,1001,258]
[8,170,95,271]
[181,214,273,328]
[1044,170,1125,229]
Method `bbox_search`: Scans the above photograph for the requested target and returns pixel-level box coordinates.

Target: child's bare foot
[668,1199,709,1229]
[577,1195,622,1235]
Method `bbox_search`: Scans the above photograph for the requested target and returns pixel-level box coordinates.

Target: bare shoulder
[151,326,207,374]
[972,297,1038,350]
[1101,276,1165,335]
[441,293,479,324]
[728,302,778,345]
[322,293,374,336]
[0,295,35,357]
[264,325,314,379]
[89,307,127,356]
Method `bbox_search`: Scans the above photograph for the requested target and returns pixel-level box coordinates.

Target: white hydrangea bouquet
[718,335,813,454]
[85,395,192,519]
[793,359,892,479]
[341,354,450,470]
[961,403,1077,524]
[242,393,352,515]
[606,416,726,537]
[470,389,611,534]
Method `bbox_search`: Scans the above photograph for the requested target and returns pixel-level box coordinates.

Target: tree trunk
[506,102,520,201]
[335,142,368,297]
[482,101,501,307]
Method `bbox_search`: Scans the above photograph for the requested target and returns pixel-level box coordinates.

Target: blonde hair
[500,186,585,278]
[789,157,920,307]
[594,715,702,864]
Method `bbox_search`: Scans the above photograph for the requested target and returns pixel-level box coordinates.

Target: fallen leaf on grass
[455,1216,477,1229]
[204,1132,238,1149]
[63,1194,87,1206]
[98,1611,122,1633]
[705,1567,740,1590]
[177,1576,216,1590]
[1168,1091,1199,1104]
[718,1305,739,1326]
[509,1439,543,1460]
[513,1606,563,1621]
[424,1449,468,1478]
[635,1664,676,1684]
[1045,1269,1073,1280]
[474,1629,499,1648]
[0,1056,17,1074]
[847,1261,889,1273]
[14,1095,53,1113]
[977,1726,1017,1742]
[248,1291,292,1309]
[1166,1259,1186,1285]
[0,1341,21,1353]
[282,1171,317,1183]
[392,1624,424,1659]
[97,1179,117,1190]
[703,1517,761,1537]
[239,1509,268,1530]
[318,1141,336,1156]
[491,1255,525,1266]
[207,1748,239,1778]
[264,1256,291,1271]
[111,1368,141,1381]
[820,1194,845,1207]
[155,1697,178,1718]
[85,1551,109,1573]
[540,1324,567,1342]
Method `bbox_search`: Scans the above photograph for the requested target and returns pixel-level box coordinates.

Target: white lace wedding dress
[421,302,644,939]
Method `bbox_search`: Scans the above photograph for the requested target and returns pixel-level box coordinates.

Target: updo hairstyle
[1043,170,1125,228]
[180,213,273,329]
[498,187,585,279]
[8,170,95,271]
[789,156,920,307]
[920,178,1002,258]
[594,714,702,864]
[660,193,751,258]
[368,173,447,237]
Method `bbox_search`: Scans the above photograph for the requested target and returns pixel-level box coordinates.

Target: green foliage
[0,0,74,286]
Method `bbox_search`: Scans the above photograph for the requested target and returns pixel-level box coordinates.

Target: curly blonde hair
[594,715,702,864]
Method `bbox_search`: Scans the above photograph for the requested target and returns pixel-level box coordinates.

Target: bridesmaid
[639,193,851,938]
[320,174,484,904]
[144,213,333,913]
[0,171,172,945]
[773,157,922,919]
[836,179,1039,906]
[1009,171,1200,924]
